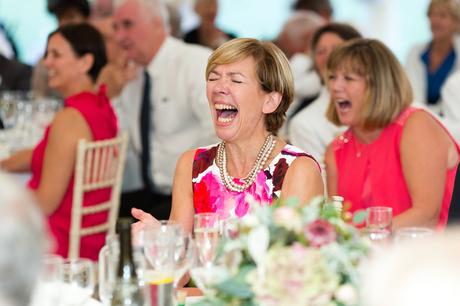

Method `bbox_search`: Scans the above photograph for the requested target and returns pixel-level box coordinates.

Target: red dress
[333,107,459,228]
[28,88,118,260]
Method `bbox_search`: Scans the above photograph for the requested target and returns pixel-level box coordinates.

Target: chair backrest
[448,163,460,225]
[68,132,128,259]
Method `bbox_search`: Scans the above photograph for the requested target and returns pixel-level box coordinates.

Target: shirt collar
[146,36,175,78]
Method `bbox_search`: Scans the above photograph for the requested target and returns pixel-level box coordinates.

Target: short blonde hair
[428,0,460,20]
[326,39,413,130]
[206,38,294,135]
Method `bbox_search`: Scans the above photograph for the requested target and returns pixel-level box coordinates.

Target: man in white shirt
[113,0,216,219]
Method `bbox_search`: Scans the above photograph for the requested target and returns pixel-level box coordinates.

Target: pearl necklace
[216,134,276,192]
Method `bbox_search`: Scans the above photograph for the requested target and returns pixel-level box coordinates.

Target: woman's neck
[224,132,274,178]
[431,36,453,54]
[352,127,382,144]
[62,78,94,98]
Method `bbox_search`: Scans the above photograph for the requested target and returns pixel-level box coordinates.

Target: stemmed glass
[190,213,228,294]
[59,258,95,306]
[394,227,434,243]
[173,234,196,287]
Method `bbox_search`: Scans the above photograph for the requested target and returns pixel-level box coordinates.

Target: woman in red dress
[1,23,117,260]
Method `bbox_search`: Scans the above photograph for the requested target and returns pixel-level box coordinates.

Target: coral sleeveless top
[28,87,118,260]
[192,144,317,219]
[333,107,459,228]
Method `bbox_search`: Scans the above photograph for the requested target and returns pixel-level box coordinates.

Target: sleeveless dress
[333,106,459,228]
[28,87,118,260]
[192,144,318,219]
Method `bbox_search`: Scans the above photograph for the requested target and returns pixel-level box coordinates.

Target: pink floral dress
[192,144,317,219]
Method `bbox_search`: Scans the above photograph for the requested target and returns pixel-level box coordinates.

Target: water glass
[60,258,95,306]
[98,235,119,305]
[366,206,393,242]
[193,213,220,266]
[394,227,434,243]
[143,221,182,306]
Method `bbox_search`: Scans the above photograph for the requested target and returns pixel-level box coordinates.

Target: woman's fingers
[131,207,159,227]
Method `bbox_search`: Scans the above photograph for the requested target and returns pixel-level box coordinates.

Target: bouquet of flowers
[194,196,369,306]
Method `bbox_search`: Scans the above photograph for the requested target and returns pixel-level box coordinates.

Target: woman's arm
[0,148,33,172]
[34,108,92,214]
[395,111,458,229]
[281,156,324,205]
[169,150,196,234]
[324,143,338,197]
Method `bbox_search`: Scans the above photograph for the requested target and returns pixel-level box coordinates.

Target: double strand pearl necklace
[216,134,276,192]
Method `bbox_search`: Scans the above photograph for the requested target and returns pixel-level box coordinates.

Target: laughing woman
[325,38,459,229]
[132,38,324,233]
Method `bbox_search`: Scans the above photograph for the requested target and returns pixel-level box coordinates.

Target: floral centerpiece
[194,196,369,306]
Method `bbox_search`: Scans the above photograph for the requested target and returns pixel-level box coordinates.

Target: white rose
[335,284,358,306]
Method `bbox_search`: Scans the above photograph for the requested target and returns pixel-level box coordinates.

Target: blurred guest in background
[0,173,46,306]
[90,0,138,99]
[325,39,459,229]
[289,23,361,166]
[292,0,333,22]
[47,0,90,26]
[113,0,216,220]
[362,229,460,306]
[183,0,236,50]
[0,21,32,92]
[275,11,325,105]
[0,54,32,91]
[166,2,183,39]
[0,21,18,59]
[0,23,117,260]
[32,0,91,98]
[132,38,324,234]
[405,0,460,114]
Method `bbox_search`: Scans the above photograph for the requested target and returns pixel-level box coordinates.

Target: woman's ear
[79,53,94,74]
[262,91,282,114]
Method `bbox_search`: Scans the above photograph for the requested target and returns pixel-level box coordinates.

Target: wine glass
[394,227,434,243]
[365,206,393,243]
[173,234,196,288]
[60,259,95,306]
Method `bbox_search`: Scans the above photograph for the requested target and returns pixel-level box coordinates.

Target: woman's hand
[131,207,160,236]
[0,149,33,172]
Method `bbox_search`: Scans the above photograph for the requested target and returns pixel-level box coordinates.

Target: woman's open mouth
[336,100,352,111]
[215,103,238,123]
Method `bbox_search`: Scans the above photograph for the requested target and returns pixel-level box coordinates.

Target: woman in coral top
[1,23,117,259]
[325,38,459,229]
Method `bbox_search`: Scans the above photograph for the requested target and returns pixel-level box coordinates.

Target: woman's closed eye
[207,72,220,82]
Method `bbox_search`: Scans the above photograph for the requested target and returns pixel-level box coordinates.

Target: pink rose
[304,219,337,247]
